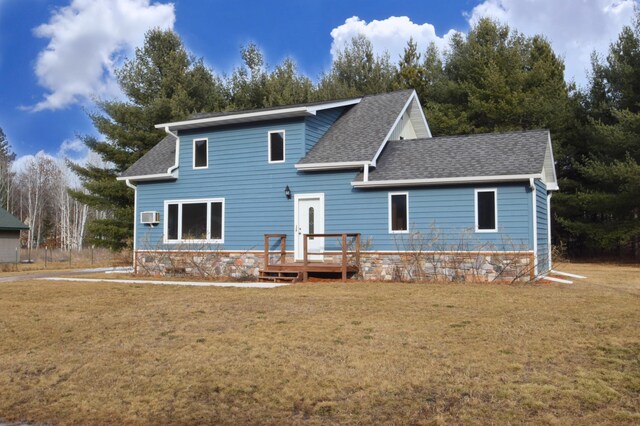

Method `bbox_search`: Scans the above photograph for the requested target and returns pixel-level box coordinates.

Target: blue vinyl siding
[135,115,535,253]
[304,108,345,154]
[535,179,550,272]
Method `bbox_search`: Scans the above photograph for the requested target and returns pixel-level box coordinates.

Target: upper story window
[193,138,208,169]
[268,130,285,163]
[475,189,497,232]
[389,192,408,233]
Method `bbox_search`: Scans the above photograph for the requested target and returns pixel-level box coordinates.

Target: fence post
[303,235,308,282]
[69,249,72,267]
[341,233,347,282]
[263,235,269,270]
[44,247,47,268]
[15,247,18,266]
[91,245,94,265]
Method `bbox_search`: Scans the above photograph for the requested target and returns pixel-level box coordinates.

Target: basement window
[389,192,408,233]
[268,131,285,163]
[165,199,224,243]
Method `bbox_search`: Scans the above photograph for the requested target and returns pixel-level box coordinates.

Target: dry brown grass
[0,263,638,425]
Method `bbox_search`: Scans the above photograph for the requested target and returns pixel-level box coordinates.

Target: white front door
[295,194,324,260]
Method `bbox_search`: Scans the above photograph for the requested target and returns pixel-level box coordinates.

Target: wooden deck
[259,233,360,283]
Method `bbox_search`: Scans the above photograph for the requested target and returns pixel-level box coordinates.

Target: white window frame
[163,198,224,243]
[388,192,409,234]
[475,188,498,232]
[268,130,286,164]
[192,138,208,169]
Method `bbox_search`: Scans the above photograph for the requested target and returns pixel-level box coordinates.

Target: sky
[0,0,636,171]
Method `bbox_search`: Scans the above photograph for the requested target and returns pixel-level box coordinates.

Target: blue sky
[0,0,636,169]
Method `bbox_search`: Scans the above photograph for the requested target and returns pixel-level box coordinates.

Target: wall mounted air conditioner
[140,211,160,225]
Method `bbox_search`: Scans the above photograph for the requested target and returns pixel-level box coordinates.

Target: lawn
[0,263,638,425]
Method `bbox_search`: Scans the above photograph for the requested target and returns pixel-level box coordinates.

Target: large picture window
[193,138,208,169]
[389,192,408,233]
[268,130,285,163]
[165,198,224,242]
[475,189,497,232]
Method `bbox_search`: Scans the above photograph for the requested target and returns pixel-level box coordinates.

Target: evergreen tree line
[65,16,639,259]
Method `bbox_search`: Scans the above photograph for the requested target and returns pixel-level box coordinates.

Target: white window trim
[268,130,286,164]
[388,192,409,234]
[163,198,224,244]
[475,188,498,232]
[192,138,208,169]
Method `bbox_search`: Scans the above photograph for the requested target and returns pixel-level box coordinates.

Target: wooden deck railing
[262,233,361,282]
[263,234,287,269]
[303,233,360,282]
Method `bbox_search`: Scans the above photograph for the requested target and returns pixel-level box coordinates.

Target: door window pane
[308,206,315,239]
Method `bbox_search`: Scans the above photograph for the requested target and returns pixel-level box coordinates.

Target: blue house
[119,90,558,282]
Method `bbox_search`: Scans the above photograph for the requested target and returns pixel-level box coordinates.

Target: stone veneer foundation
[134,250,536,282]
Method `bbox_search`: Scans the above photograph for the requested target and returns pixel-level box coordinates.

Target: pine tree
[437,18,569,135]
[0,127,16,210]
[555,13,640,257]
[316,35,396,100]
[69,29,225,250]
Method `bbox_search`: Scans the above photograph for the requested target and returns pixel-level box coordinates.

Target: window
[165,199,224,242]
[475,189,497,232]
[268,131,285,163]
[193,138,208,169]
[389,192,408,233]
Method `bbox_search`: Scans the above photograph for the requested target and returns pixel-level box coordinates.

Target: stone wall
[135,250,535,283]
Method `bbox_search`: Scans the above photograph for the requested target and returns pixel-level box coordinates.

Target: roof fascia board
[545,131,559,191]
[371,90,418,167]
[116,172,178,182]
[295,161,370,171]
[351,173,543,188]
[155,106,311,130]
[307,98,361,114]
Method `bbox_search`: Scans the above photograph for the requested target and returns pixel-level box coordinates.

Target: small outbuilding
[0,207,28,263]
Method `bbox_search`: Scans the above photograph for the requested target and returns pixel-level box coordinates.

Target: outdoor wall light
[285,185,292,199]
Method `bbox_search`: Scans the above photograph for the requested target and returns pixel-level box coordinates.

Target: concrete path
[0,266,132,283]
[40,277,287,288]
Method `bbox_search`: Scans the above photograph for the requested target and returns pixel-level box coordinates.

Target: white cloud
[330,2,636,87]
[58,138,87,159]
[468,0,636,87]
[30,0,175,112]
[330,16,459,62]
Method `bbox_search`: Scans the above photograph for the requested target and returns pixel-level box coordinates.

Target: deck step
[258,269,302,283]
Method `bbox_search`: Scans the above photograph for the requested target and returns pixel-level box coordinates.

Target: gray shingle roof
[355,129,550,182]
[298,90,414,164]
[0,207,28,230]
[120,134,176,178]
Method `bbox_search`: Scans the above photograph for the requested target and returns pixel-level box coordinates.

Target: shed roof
[0,207,28,230]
